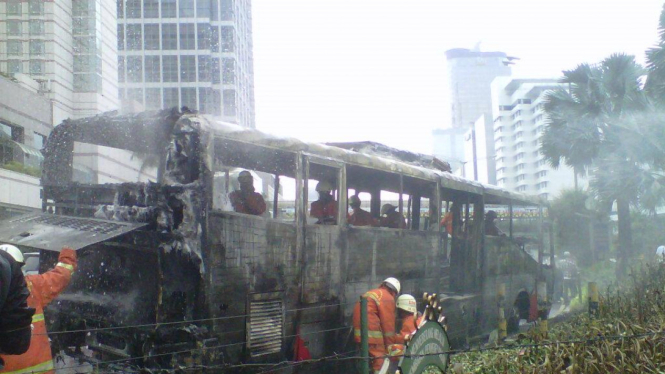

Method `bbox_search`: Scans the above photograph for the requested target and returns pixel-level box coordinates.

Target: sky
[252,0,663,154]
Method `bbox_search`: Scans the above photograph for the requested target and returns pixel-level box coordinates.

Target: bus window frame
[303,153,345,226]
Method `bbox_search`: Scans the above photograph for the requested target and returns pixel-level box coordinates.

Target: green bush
[1,161,41,177]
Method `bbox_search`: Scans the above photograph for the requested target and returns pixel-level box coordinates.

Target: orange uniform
[439,212,453,235]
[229,190,266,215]
[388,313,425,357]
[348,208,376,227]
[1,248,77,374]
[310,199,337,224]
[352,286,396,372]
[380,211,406,229]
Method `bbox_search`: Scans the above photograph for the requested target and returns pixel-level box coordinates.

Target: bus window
[347,189,376,227]
[306,162,340,225]
[72,142,158,185]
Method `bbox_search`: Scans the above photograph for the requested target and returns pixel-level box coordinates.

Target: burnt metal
[0,213,147,251]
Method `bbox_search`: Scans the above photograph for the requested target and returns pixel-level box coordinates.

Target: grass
[1,161,41,177]
[451,263,665,373]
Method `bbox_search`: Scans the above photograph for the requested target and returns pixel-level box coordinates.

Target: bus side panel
[206,213,299,360]
[480,236,540,333]
[342,229,446,319]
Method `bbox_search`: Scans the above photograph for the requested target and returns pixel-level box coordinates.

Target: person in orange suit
[387,294,424,358]
[379,204,406,229]
[229,170,266,215]
[0,246,77,374]
[352,277,401,374]
[348,195,377,227]
[310,181,337,224]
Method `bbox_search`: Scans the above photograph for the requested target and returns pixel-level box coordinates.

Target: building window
[220,0,233,20]
[127,56,143,82]
[29,20,44,35]
[196,0,210,18]
[118,57,125,83]
[210,26,219,52]
[126,0,141,18]
[211,58,220,83]
[211,0,218,20]
[164,87,179,109]
[7,60,22,74]
[143,0,159,17]
[117,0,124,18]
[198,55,210,81]
[199,87,209,112]
[144,24,160,50]
[145,88,162,109]
[118,24,125,50]
[127,88,144,104]
[197,23,210,49]
[179,0,194,17]
[211,89,221,115]
[179,24,195,50]
[74,74,101,92]
[181,87,197,109]
[162,56,178,82]
[29,40,44,55]
[7,41,22,56]
[33,132,46,150]
[7,1,21,16]
[29,60,44,75]
[180,55,196,82]
[144,56,160,82]
[162,24,177,50]
[0,122,24,143]
[223,89,236,116]
[7,20,21,36]
[221,26,235,52]
[28,0,43,15]
[162,0,176,17]
[126,24,143,50]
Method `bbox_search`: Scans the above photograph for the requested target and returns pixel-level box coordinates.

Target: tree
[541,54,647,276]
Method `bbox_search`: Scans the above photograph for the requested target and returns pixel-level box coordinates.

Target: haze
[252,0,661,154]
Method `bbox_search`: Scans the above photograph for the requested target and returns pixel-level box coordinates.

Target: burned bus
[0,109,551,370]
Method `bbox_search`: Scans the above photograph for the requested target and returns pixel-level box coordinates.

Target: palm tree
[541,54,647,276]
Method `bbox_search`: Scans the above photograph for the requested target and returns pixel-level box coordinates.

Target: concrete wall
[0,168,41,208]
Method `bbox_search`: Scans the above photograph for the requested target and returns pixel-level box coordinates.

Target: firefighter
[0,245,77,374]
[0,245,34,363]
[348,195,376,227]
[387,294,424,358]
[229,170,267,215]
[379,204,406,229]
[310,181,337,224]
[352,277,400,374]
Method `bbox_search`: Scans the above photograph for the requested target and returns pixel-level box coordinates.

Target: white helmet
[397,294,417,314]
[0,244,24,264]
[383,277,401,294]
[315,181,333,192]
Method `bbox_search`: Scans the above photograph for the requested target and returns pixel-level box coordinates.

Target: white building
[445,48,512,130]
[462,113,495,184]
[432,127,467,174]
[491,78,580,200]
[0,0,119,123]
[117,0,256,128]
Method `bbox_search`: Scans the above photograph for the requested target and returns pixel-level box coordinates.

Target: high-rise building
[445,48,512,129]
[117,0,256,128]
[462,113,495,184]
[491,78,581,200]
[0,0,119,123]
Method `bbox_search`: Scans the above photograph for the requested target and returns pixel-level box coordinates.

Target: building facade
[117,0,256,128]
[491,78,579,200]
[462,113,495,184]
[0,0,119,123]
[431,127,467,174]
[0,74,53,217]
[445,48,512,130]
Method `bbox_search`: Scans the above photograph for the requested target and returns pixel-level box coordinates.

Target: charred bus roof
[41,109,543,206]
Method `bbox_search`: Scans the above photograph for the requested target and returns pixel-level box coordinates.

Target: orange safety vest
[352,286,396,346]
[1,249,77,374]
[388,313,425,357]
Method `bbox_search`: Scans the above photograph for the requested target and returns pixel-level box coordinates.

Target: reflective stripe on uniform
[353,328,384,339]
[2,359,54,374]
[364,291,381,306]
[383,331,395,337]
[56,262,74,272]
[32,313,44,323]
